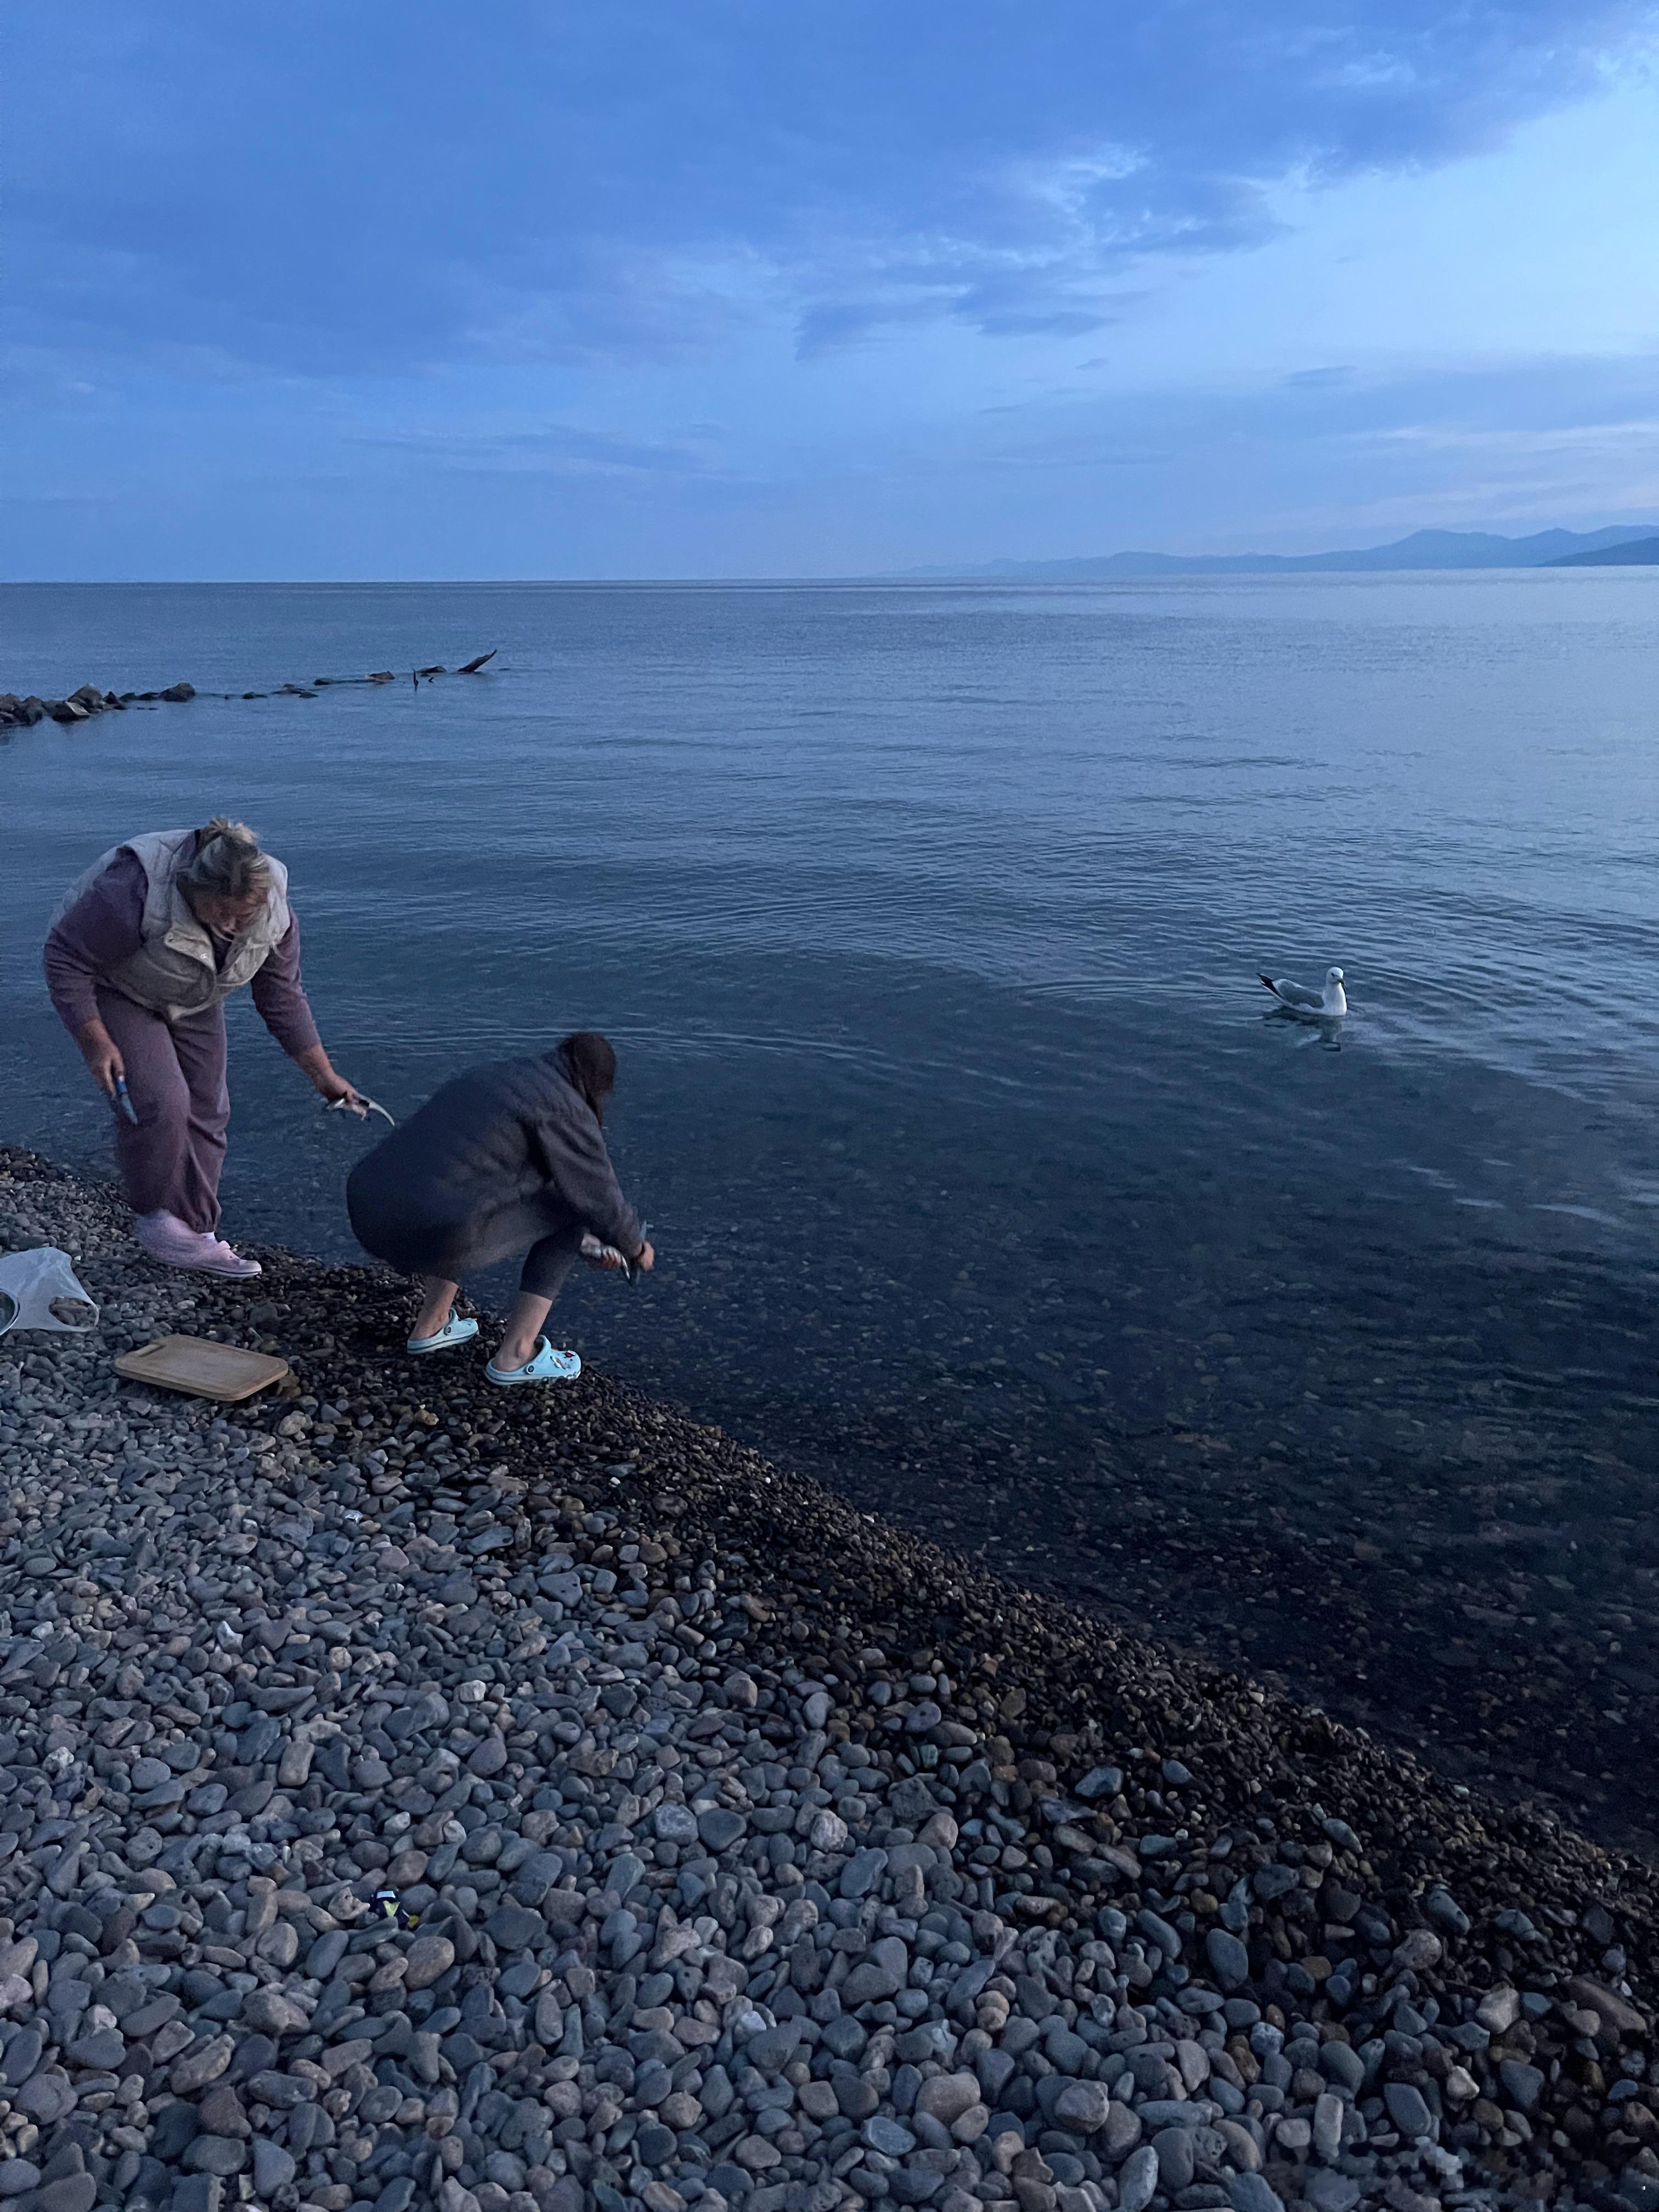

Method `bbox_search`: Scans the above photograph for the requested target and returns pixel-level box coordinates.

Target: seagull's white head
[1327,967,1345,984]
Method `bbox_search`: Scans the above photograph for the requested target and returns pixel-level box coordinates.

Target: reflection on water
[1263,1007,1346,1051]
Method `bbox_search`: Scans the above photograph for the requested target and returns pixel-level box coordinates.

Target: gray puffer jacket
[346,1052,642,1274]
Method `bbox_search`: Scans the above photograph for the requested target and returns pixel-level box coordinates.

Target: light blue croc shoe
[485,1336,582,1386]
[407,1310,480,1356]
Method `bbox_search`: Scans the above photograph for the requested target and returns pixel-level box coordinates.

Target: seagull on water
[1260,965,1347,1017]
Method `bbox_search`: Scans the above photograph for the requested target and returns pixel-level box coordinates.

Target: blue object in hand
[113,1076,139,1125]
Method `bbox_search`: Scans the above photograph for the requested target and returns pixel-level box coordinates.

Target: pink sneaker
[133,1210,215,1266]
[133,1212,262,1278]
[201,1239,262,1280]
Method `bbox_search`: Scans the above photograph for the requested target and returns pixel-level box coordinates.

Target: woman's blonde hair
[179,818,272,904]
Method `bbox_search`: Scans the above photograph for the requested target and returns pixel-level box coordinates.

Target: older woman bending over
[45,818,365,1278]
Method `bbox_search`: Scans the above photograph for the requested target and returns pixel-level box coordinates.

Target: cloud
[357,421,721,478]
[1374,417,1659,452]
[8,0,1654,379]
[900,349,1659,546]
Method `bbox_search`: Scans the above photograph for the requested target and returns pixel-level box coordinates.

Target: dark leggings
[443,1196,586,1302]
[515,1221,584,1301]
[347,1175,586,1303]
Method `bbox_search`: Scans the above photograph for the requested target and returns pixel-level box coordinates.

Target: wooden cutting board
[115,1334,290,1403]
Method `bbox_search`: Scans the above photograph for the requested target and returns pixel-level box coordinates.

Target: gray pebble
[1230,2179,1286,2212]
[1077,1767,1122,1798]
[1383,2081,1431,2137]
[844,1958,905,2004]
[171,2035,234,2094]
[34,2180,96,2212]
[862,2115,917,2157]
[636,2121,678,2165]
[182,2137,246,2178]
[1119,2144,1160,2212]
[14,2075,74,2124]
[1154,2126,1197,2190]
[915,2073,981,2125]
[1,2025,42,2087]
[840,1847,889,1898]
[485,1900,543,1949]
[1321,2040,1364,2094]
[1499,2056,1545,2110]
[1053,2079,1112,2132]
[467,1731,507,1776]
[1312,2090,1344,2163]
[697,1808,747,1850]
[1101,2100,1142,2157]
[251,2140,296,2194]
[1205,1928,1250,1989]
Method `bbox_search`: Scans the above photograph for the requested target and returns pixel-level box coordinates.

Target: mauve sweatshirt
[43,847,323,1057]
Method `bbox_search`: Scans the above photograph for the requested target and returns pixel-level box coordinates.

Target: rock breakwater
[0,685,196,729]
[0,651,498,729]
[0,1145,1655,2212]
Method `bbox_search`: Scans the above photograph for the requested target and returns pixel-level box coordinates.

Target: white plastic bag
[0,1248,100,1336]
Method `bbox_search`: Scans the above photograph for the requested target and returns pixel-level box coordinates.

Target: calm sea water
[4,577,1659,1831]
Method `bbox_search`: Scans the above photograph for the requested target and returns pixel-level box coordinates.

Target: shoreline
[9,1112,1659,1863]
[1,1143,1656,2212]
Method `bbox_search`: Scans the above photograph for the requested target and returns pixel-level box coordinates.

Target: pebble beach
[0,1143,1655,2212]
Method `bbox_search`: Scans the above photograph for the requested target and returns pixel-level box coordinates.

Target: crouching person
[346,1031,653,1384]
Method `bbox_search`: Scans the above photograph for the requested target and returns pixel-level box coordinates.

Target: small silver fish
[323,1093,396,1127]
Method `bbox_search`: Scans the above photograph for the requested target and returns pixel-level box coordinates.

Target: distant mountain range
[899,525,1659,579]
[1549,533,1659,567]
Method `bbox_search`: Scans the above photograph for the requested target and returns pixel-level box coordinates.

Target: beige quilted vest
[57,828,291,1024]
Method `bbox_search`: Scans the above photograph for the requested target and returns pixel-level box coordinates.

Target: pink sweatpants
[96,988,230,1233]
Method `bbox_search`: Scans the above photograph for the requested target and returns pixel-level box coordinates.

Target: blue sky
[5,0,1657,577]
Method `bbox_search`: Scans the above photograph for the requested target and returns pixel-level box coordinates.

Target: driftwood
[0,655,499,730]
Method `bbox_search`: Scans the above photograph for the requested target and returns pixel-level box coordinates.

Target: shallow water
[4,575,1658,1837]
